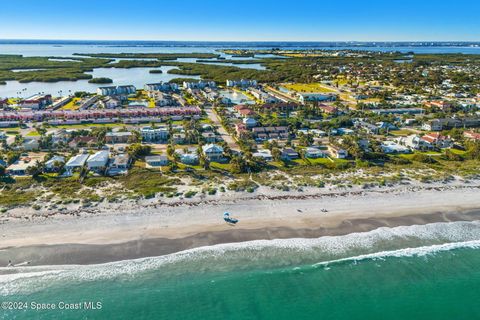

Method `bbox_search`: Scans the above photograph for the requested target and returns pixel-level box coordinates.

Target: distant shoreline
[1,39,479,47]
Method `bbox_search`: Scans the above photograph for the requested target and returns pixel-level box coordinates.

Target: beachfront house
[44,155,66,172]
[6,161,34,176]
[381,141,412,154]
[281,148,299,161]
[397,134,433,151]
[327,145,348,159]
[420,132,453,149]
[252,149,273,162]
[202,144,224,162]
[177,148,199,165]
[65,153,89,172]
[145,155,169,167]
[86,150,110,171]
[107,153,131,175]
[305,147,327,159]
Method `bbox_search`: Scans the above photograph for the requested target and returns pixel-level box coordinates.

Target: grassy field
[389,129,416,136]
[210,162,232,171]
[26,130,40,136]
[49,122,129,129]
[60,97,81,110]
[284,83,336,93]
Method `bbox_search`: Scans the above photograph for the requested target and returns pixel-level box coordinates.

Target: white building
[183,81,216,90]
[65,153,89,171]
[144,82,179,92]
[298,93,337,104]
[252,149,273,161]
[305,147,327,159]
[141,127,169,142]
[226,79,257,88]
[145,155,169,167]
[202,144,224,161]
[102,97,120,109]
[381,141,412,154]
[86,150,110,170]
[242,117,257,128]
[44,155,66,171]
[97,85,136,96]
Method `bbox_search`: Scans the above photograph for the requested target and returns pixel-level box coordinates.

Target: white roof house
[86,150,110,170]
[44,155,66,170]
[242,117,257,128]
[381,141,411,154]
[6,161,34,176]
[145,155,169,167]
[305,147,327,158]
[252,149,273,161]
[65,153,89,170]
[202,144,224,161]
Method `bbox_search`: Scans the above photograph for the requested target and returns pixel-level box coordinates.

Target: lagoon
[1,66,200,97]
[2,41,480,97]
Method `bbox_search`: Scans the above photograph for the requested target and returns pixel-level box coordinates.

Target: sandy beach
[1,183,480,266]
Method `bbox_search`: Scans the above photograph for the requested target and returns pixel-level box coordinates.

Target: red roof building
[424,101,452,111]
[464,131,480,141]
[318,104,339,114]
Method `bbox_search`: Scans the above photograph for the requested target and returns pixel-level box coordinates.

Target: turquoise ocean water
[2,221,480,320]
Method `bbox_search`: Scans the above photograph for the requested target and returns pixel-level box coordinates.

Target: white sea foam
[312,239,480,267]
[1,220,480,295]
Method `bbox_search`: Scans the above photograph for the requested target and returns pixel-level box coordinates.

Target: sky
[0,0,478,42]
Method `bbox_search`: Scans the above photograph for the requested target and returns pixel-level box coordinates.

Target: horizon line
[1,38,479,43]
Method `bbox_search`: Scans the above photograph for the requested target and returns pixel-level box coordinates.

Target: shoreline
[1,184,480,266]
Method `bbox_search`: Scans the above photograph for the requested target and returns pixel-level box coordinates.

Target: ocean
[1,40,480,97]
[2,220,480,319]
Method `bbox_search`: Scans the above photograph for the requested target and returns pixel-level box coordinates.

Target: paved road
[205,106,240,151]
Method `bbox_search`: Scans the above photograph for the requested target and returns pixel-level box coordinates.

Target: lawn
[60,97,81,110]
[389,129,415,136]
[283,83,336,93]
[210,162,232,171]
[26,130,40,136]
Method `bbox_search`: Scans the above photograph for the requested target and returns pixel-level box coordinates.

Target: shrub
[184,190,197,198]
[412,153,437,164]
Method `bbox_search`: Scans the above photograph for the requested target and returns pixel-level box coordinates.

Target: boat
[223,212,238,224]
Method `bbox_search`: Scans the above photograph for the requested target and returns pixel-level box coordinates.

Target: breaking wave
[2,220,480,296]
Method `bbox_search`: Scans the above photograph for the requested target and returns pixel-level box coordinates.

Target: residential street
[204,106,239,151]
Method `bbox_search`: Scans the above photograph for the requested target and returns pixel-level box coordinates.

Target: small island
[149,69,163,74]
[88,77,113,84]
